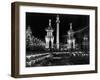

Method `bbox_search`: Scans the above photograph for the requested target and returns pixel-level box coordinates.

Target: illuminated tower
[26,26,33,46]
[45,19,54,49]
[56,15,60,49]
[82,35,89,50]
[67,23,75,49]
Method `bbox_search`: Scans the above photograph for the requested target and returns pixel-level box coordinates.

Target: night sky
[26,12,89,43]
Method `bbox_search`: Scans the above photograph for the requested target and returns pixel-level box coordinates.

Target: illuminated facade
[45,19,54,49]
[67,23,76,49]
[82,35,89,49]
[26,26,33,46]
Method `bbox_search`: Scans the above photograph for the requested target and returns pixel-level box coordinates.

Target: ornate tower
[56,15,60,49]
[67,23,75,49]
[82,35,89,50]
[26,26,33,47]
[45,19,54,49]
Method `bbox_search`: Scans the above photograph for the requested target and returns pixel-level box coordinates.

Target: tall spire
[70,23,72,30]
[49,19,51,27]
[46,19,53,31]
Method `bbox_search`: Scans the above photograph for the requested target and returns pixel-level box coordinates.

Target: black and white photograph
[26,13,90,67]
[11,2,97,77]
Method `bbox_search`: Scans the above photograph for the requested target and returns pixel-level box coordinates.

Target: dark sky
[26,12,89,43]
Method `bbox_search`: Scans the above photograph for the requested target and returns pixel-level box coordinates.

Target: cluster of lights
[53,51,89,57]
[26,53,51,66]
[26,26,45,48]
[32,36,45,46]
[53,52,70,55]
[26,53,49,59]
[71,51,89,57]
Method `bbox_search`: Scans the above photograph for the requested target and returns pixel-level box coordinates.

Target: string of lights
[74,26,89,34]
[63,26,89,37]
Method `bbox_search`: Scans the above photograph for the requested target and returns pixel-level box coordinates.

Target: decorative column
[56,15,60,49]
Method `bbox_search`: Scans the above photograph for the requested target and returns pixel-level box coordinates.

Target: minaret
[67,23,75,49]
[70,23,72,30]
[56,15,60,49]
[45,19,54,49]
